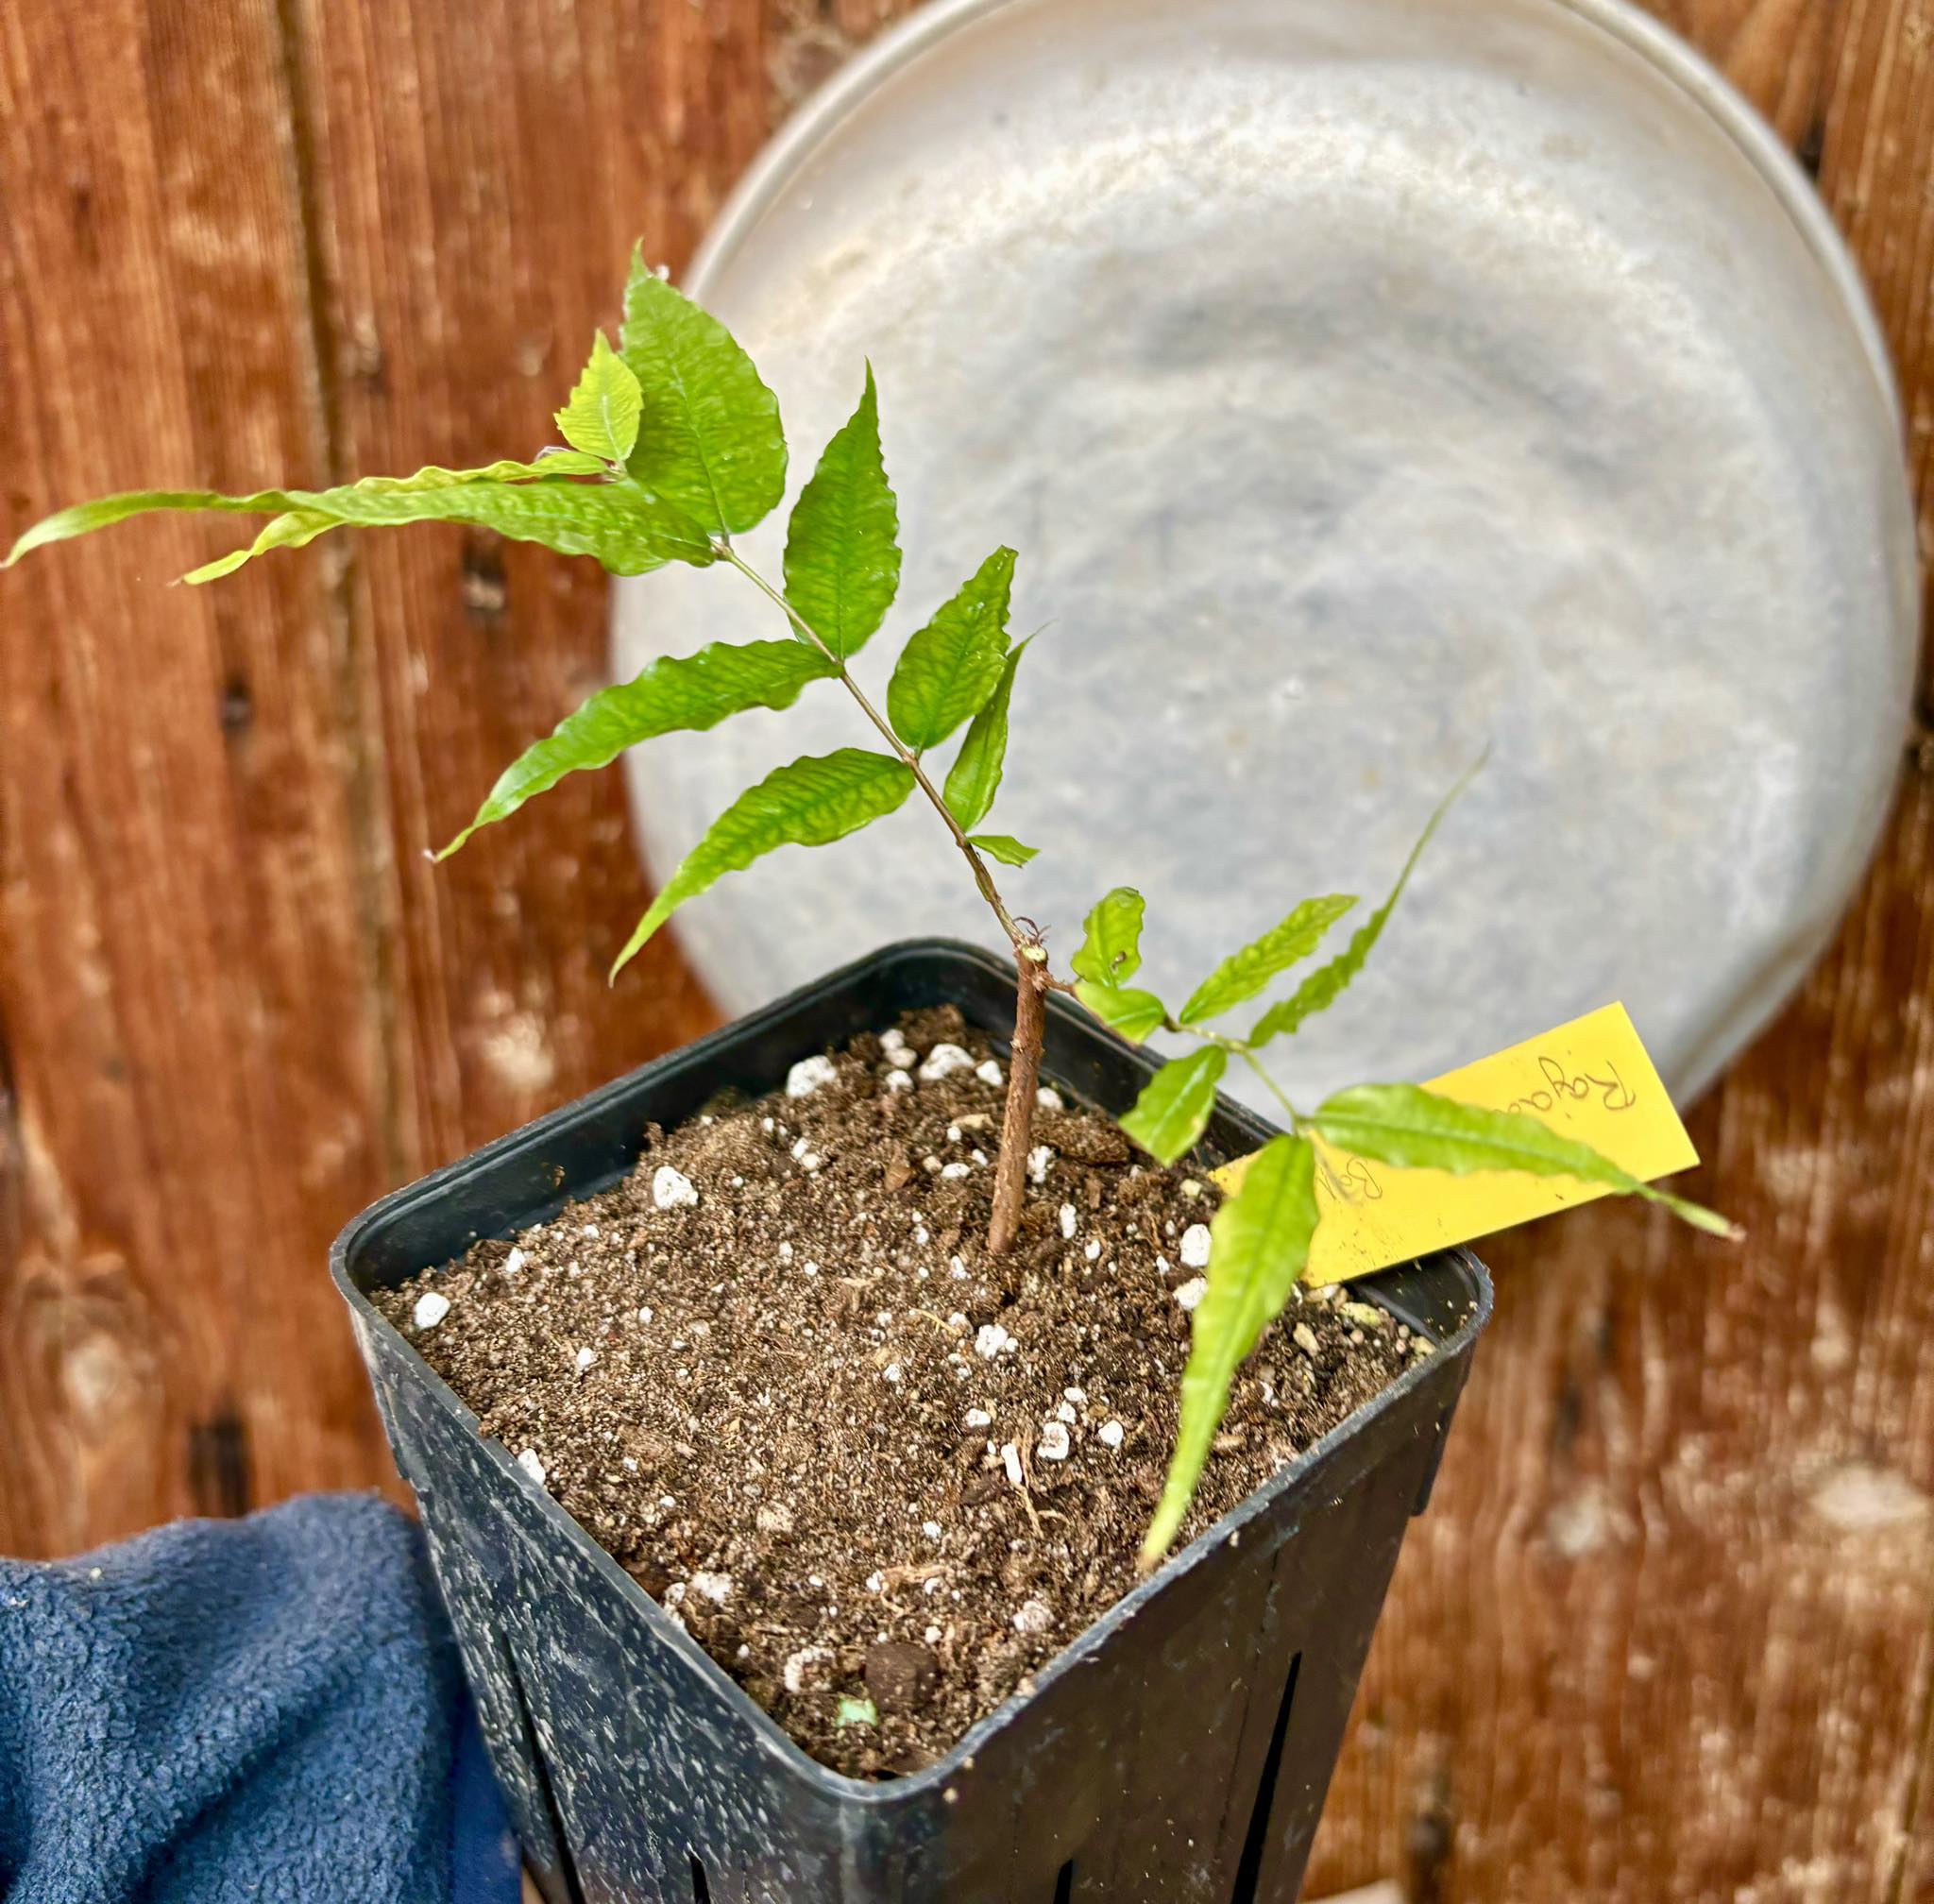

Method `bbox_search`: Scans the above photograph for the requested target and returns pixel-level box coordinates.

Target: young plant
[6,253,1731,1567]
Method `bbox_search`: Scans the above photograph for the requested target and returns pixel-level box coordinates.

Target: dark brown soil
[378,1008,1426,1778]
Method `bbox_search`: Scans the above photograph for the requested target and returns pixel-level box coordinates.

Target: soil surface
[379,1008,1426,1777]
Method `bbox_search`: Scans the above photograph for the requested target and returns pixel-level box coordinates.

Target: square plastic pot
[332,938,1492,1904]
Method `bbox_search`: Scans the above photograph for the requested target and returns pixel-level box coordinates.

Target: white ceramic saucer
[615,0,1916,1106]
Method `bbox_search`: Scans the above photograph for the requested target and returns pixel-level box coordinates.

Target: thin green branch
[715,542,1028,947]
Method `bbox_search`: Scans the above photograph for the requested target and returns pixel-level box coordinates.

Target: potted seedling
[8,256,1727,1903]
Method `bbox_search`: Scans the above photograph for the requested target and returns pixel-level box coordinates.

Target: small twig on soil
[1012,1436,1043,1533]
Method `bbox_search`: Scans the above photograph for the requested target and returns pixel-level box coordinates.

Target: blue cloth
[0,1493,519,1904]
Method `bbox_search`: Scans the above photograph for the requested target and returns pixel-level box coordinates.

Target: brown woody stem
[716,543,1064,1257]
[988,947,1048,1255]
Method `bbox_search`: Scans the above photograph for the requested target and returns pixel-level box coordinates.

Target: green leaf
[1119,1046,1227,1164]
[1250,759,1483,1046]
[968,832,1037,867]
[555,332,643,461]
[1178,893,1358,1025]
[781,366,900,659]
[943,638,1028,830]
[1076,980,1165,1044]
[619,251,786,536]
[1142,1135,1319,1566]
[1070,888,1145,987]
[7,464,709,580]
[835,1695,878,1728]
[181,509,337,584]
[438,639,836,857]
[1312,1084,1738,1236]
[611,749,915,978]
[885,547,1016,752]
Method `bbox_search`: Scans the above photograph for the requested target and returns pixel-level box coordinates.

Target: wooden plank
[0,0,398,1554]
[1309,3,1934,1890]
[278,0,726,1173]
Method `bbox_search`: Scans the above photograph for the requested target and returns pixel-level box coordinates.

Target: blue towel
[0,1493,520,1904]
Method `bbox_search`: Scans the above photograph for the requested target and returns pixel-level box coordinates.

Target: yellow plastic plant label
[1209,1003,1699,1284]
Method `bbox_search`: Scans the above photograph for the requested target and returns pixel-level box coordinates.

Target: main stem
[718,543,1047,1252]
[987,953,1047,1254]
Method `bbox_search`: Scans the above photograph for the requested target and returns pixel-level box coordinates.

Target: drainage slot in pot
[502,1638,588,1904]
[688,1851,712,1902]
[1231,1652,1302,1901]
[1052,1857,1075,1902]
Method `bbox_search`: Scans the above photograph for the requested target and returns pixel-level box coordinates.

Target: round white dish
[614,0,1917,1106]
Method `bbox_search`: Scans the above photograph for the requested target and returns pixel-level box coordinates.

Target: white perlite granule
[918,1042,975,1082]
[1037,1421,1071,1461]
[516,1449,547,1487]
[1179,1222,1213,1268]
[652,1165,699,1210]
[1097,1420,1126,1450]
[785,1053,840,1097]
[412,1290,450,1330]
[1175,1276,1209,1311]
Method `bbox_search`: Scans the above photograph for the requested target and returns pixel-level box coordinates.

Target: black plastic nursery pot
[332,939,1492,1904]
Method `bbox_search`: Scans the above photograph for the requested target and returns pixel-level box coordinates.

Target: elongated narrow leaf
[943,638,1028,830]
[1142,1135,1318,1565]
[1313,1084,1737,1235]
[886,547,1016,752]
[1076,980,1165,1044]
[1119,1046,1228,1164]
[555,332,643,461]
[611,749,915,978]
[297,475,712,575]
[1070,887,1145,986]
[1179,893,1357,1025]
[182,509,337,584]
[1251,760,1483,1046]
[186,466,609,582]
[969,832,1037,867]
[782,366,900,659]
[439,640,836,857]
[7,463,705,580]
[619,252,786,536]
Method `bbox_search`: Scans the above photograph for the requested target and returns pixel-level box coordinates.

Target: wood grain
[0,0,397,1554]
[1,0,1930,1896]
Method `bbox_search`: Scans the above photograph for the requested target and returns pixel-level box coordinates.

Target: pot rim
[331,936,1493,1807]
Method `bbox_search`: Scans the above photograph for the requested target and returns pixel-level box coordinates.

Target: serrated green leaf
[1312,1084,1738,1236]
[619,252,786,536]
[1178,893,1357,1025]
[1076,980,1165,1044]
[1142,1135,1318,1565]
[885,547,1016,752]
[968,832,1038,867]
[439,639,836,857]
[8,463,708,580]
[555,332,643,461]
[943,638,1028,830]
[1250,760,1483,1046]
[782,366,900,659]
[611,749,915,978]
[1071,888,1145,987]
[1119,1046,1227,1165]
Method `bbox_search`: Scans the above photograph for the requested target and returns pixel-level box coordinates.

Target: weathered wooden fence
[2,2,1929,1896]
